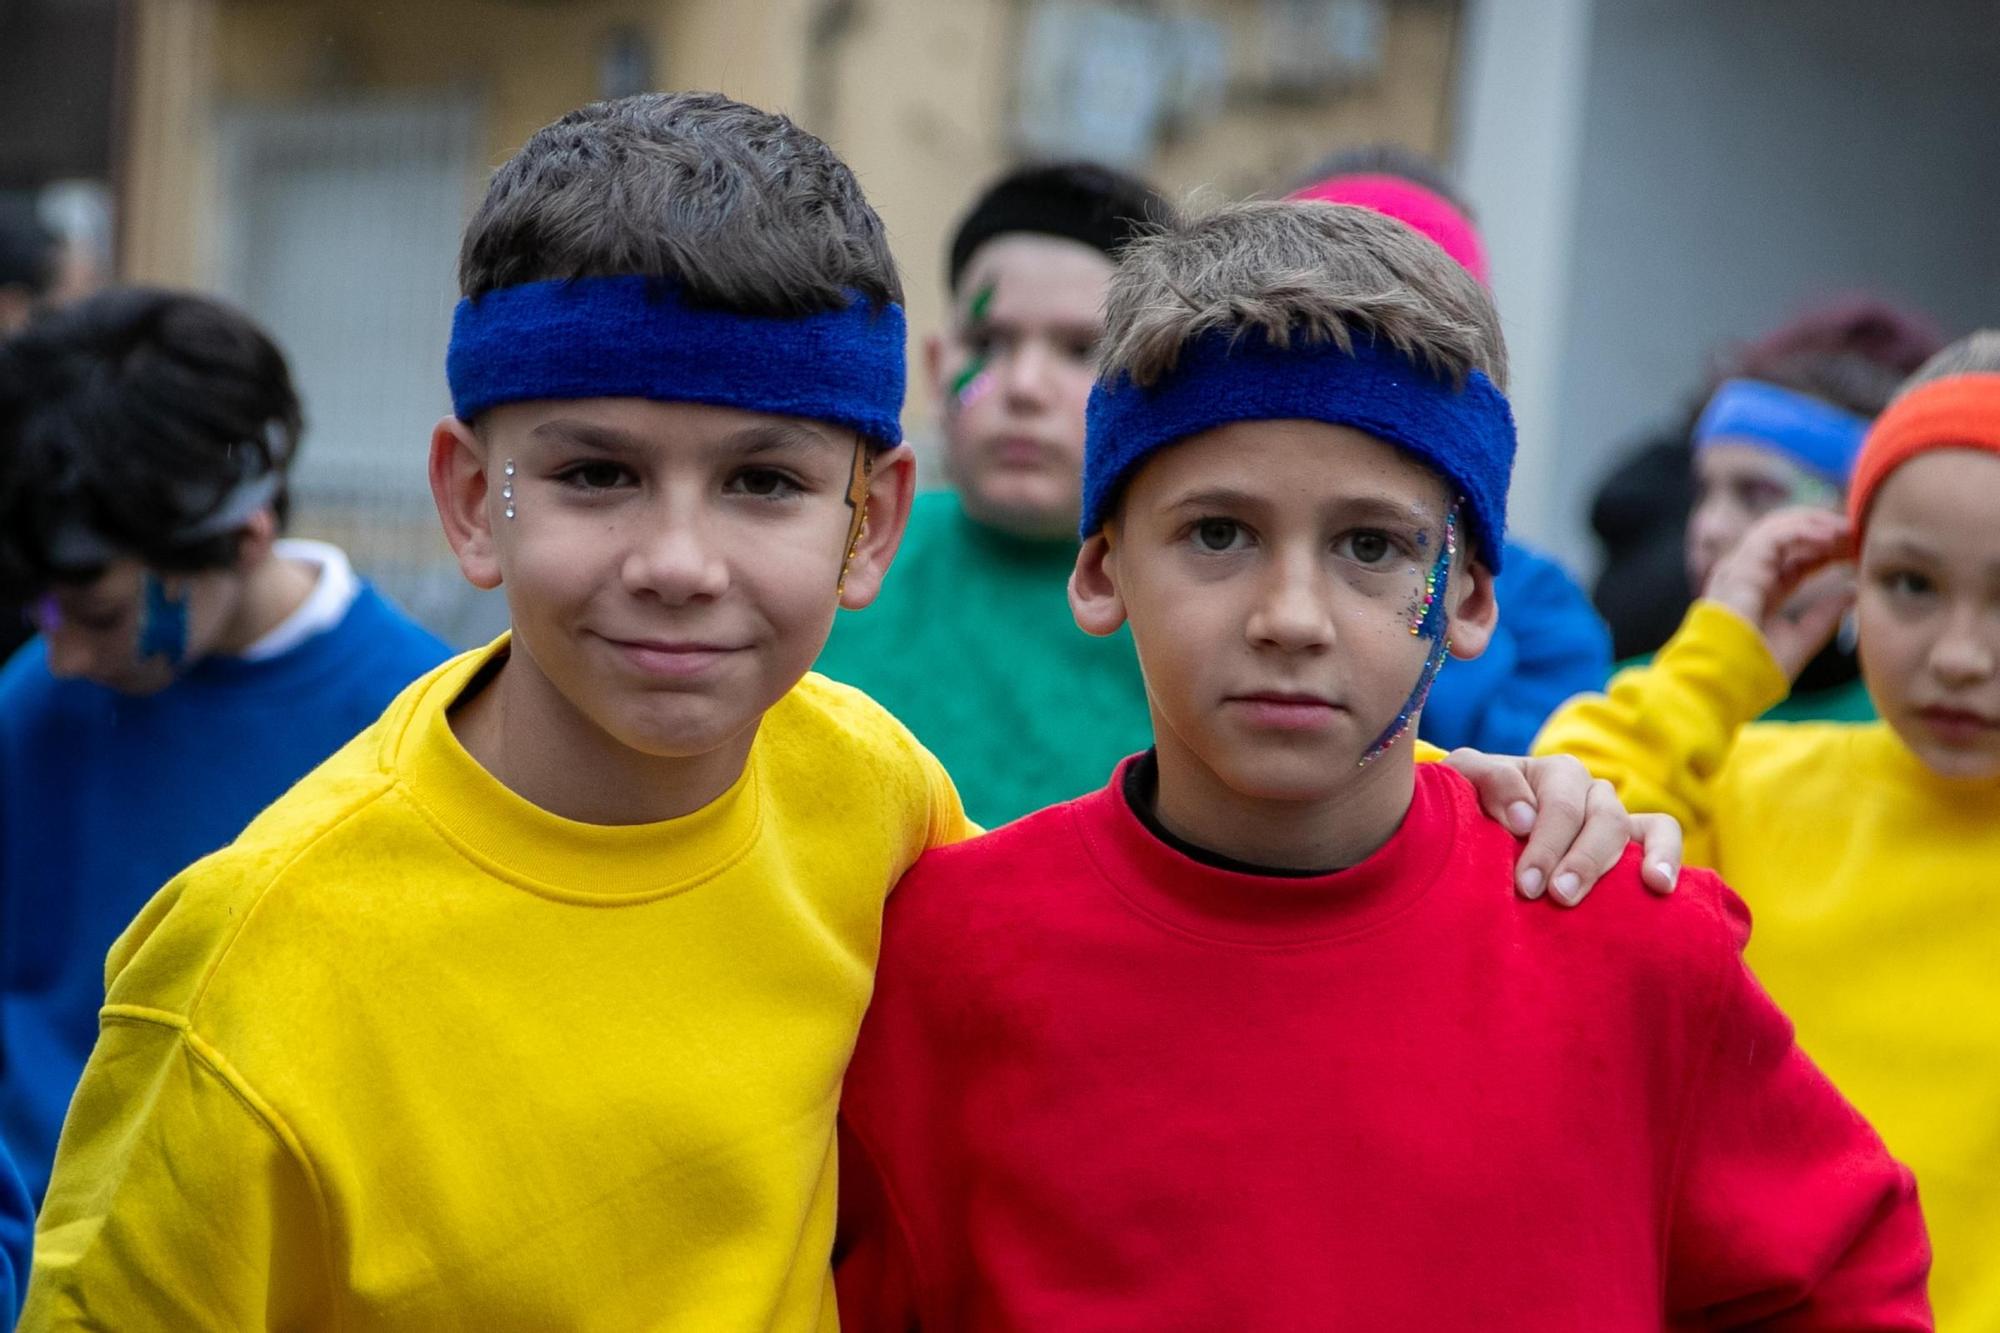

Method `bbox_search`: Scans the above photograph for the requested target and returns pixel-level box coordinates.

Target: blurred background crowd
[6,0,1992,652]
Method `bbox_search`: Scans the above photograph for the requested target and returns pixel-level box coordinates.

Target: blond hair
[1899,330,2000,392]
[1097,199,1506,392]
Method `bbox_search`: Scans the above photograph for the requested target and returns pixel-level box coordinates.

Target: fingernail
[1506,801,1536,835]
[1519,867,1544,898]
[1655,861,1679,890]
[1553,872,1582,905]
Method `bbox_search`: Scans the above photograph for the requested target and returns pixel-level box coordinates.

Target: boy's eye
[1734,479,1792,515]
[729,467,804,500]
[558,461,633,492]
[1060,336,1099,364]
[1192,518,1246,552]
[1338,531,1395,565]
[1882,569,1936,599]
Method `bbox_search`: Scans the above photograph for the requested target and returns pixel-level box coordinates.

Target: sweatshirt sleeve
[1665,883,1931,1330]
[1531,600,1791,855]
[20,1012,334,1331]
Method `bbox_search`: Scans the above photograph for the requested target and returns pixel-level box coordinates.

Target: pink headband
[1291,172,1490,286]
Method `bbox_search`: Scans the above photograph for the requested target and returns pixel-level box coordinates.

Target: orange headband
[1848,373,2000,534]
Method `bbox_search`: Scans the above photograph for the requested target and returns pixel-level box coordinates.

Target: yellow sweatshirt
[22,641,971,1332]
[1536,600,2000,1328]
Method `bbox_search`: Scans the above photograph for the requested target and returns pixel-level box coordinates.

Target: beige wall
[126,0,1459,418]
[213,0,662,170]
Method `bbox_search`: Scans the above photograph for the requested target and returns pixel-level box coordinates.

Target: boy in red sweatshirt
[833,200,1930,1330]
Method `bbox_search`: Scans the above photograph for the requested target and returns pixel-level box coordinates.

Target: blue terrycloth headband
[446,276,907,446]
[1693,378,1868,482]
[1081,329,1515,570]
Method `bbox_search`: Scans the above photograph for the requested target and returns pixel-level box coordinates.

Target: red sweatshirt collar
[1069,758,1463,946]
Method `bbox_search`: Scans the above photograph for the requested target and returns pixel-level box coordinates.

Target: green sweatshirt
[814,491,1154,827]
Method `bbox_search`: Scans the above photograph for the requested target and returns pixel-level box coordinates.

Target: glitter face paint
[137,572,190,665]
[1358,505,1458,765]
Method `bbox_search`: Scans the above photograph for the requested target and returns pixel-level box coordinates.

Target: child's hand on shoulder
[1443,749,1683,906]
[1703,507,1856,680]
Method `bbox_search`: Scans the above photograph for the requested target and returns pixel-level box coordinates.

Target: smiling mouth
[600,635,747,679]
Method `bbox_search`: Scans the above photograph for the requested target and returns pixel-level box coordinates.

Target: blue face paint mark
[138,573,189,665]
[1359,506,1459,765]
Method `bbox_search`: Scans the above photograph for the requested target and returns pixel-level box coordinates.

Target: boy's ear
[837,443,918,610]
[430,416,503,591]
[1445,557,1499,660]
[1069,530,1128,637]
[921,332,949,412]
[231,508,279,571]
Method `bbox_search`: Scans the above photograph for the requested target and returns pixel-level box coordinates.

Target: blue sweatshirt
[1420,540,1613,756]
[1,1133,26,1327]
[0,580,448,1199]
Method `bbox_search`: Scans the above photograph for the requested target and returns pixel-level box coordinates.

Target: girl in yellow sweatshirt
[1537,332,2000,1329]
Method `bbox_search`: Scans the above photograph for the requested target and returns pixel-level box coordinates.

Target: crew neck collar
[390,637,765,905]
[1071,755,1459,946]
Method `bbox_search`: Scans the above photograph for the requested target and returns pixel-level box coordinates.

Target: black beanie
[946,161,1168,293]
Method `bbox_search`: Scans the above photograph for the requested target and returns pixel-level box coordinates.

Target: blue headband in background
[446,276,908,446]
[1081,330,1516,571]
[1693,378,1869,482]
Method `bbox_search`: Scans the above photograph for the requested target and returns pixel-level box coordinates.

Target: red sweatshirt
[836,761,1930,1331]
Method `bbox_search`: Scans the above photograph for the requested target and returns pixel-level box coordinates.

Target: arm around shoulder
[21,1014,334,1331]
[1532,601,1789,841]
[1663,878,1930,1329]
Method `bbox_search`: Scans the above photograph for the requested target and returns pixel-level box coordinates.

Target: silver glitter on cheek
[502,459,516,520]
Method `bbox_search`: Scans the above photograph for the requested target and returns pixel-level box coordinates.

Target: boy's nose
[624,521,730,605]
[1247,560,1334,652]
[1927,612,1997,686]
[1000,342,1054,407]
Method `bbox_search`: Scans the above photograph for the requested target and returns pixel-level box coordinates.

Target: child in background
[814,162,1164,826]
[1536,332,2000,1327]
[835,201,1928,1329]
[1291,145,1613,753]
[21,98,1657,1331]
[0,289,448,1200]
[1676,344,1910,721]
[1589,300,1942,666]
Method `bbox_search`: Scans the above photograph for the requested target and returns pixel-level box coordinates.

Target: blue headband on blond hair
[1693,378,1868,482]
[1081,330,1515,570]
[446,276,907,445]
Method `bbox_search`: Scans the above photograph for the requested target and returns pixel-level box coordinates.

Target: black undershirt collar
[1120,750,1338,879]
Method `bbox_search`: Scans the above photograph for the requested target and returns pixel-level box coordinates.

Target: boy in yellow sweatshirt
[22,94,1676,1331]
[1536,332,2000,1329]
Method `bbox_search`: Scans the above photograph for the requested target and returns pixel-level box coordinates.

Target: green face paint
[968,282,995,325]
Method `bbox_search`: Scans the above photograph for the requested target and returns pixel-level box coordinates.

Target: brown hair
[459,92,902,314]
[1097,199,1506,392]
